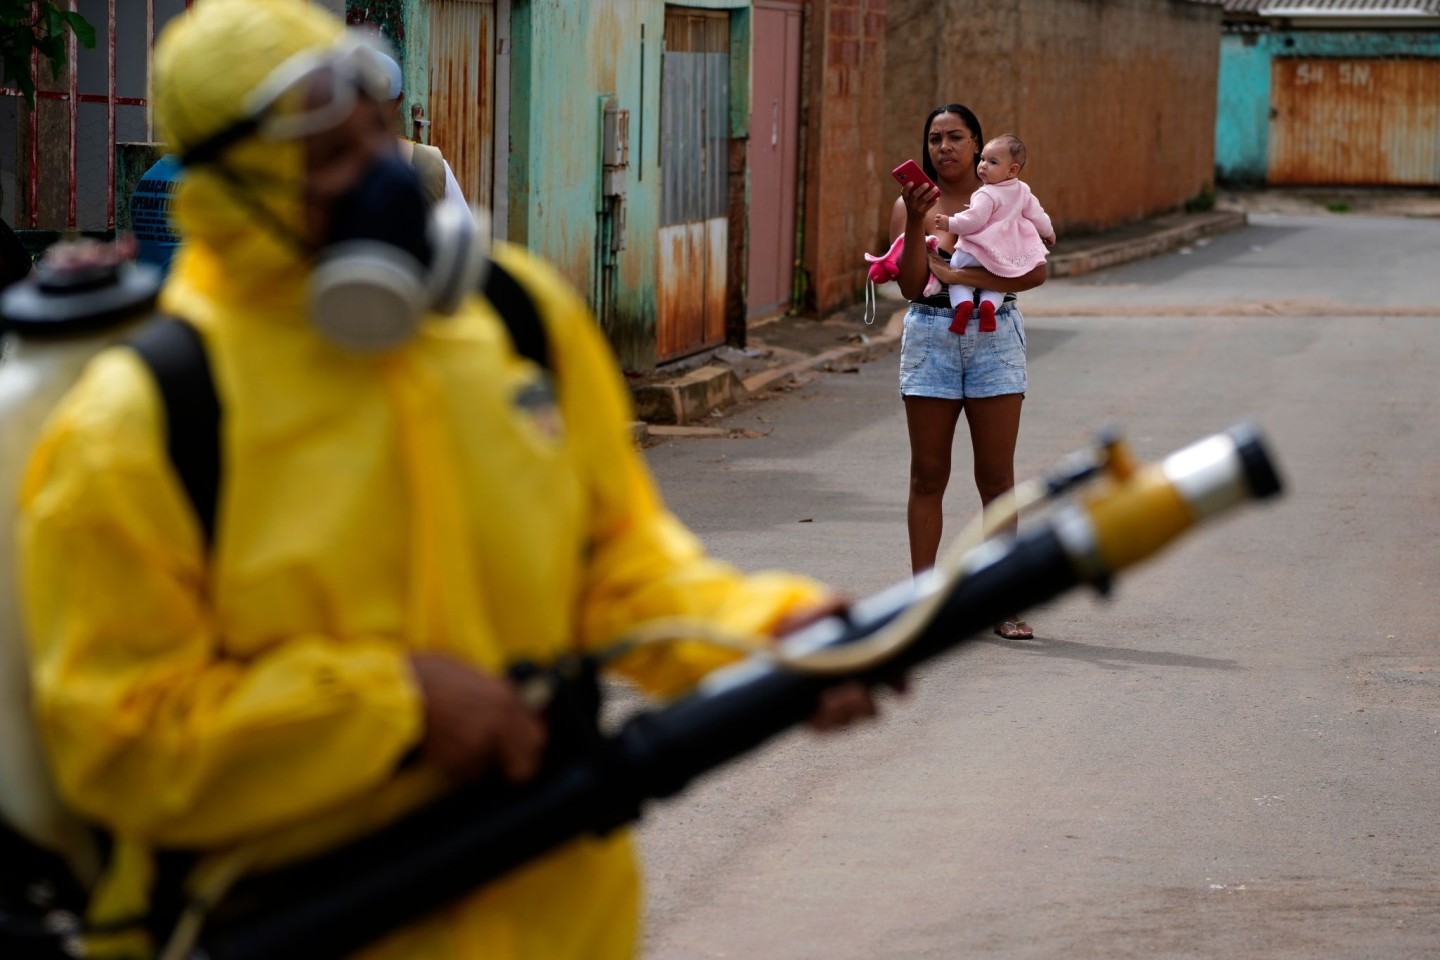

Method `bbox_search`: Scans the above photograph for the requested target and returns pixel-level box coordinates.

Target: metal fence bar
[9,90,145,106]
[66,0,78,227]
[146,0,155,139]
[28,29,39,227]
[106,0,117,228]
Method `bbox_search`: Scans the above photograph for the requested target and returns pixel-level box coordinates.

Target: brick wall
[882,0,1222,240]
[800,0,888,315]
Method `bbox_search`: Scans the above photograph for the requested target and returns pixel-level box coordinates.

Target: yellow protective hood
[153,0,346,305]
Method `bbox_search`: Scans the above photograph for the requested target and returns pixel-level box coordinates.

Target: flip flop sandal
[993,620,1034,640]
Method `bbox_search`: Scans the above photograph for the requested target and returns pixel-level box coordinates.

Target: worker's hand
[408,653,548,783]
[770,598,908,733]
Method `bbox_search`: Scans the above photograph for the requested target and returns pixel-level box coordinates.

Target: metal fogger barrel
[193,424,1283,960]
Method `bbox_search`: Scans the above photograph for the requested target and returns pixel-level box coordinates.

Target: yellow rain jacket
[17,2,823,957]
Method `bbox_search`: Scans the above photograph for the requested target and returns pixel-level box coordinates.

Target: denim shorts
[898,300,1028,399]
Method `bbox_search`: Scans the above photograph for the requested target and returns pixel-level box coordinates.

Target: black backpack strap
[482,259,552,374]
[128,317,221,546]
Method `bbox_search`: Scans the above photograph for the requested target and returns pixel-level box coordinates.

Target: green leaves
[2,0,98,106]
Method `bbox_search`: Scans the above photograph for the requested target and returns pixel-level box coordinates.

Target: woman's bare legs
[904,396,964,573]
[964,393,1023,505]
[905,395,1033,637]
[963,393,1032,638]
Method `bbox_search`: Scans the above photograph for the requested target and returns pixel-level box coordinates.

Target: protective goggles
[180,32,396,168]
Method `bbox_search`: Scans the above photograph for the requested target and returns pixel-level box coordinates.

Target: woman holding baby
[890,103,1050,640]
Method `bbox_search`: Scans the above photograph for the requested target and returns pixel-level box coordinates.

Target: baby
[931,134,1055,334]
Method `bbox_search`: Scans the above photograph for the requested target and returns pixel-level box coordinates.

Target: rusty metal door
[746,1,801,321]
[658,7,729,363]
[1269,58,1440,186]
[428,0,496,209]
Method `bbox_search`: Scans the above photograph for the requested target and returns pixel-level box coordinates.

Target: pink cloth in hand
[864,234,943,297]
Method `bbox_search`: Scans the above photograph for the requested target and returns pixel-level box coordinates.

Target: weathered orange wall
[800,0,889,315]
[880,0,1221,244]
[1268,58,1440,186]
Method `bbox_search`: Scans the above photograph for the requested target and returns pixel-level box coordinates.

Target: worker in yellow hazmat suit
[16,1,880,956]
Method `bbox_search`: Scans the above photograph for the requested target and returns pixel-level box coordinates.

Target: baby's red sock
[978,300,997,333]
[949,304,970,334]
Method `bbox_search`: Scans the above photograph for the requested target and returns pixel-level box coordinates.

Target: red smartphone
[891,159,937,194]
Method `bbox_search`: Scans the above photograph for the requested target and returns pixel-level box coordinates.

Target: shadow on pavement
[981,634,1242,672]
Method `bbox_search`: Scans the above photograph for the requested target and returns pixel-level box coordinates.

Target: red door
[746,1,802,321]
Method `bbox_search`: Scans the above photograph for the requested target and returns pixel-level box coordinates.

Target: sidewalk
[631,208,1244,431]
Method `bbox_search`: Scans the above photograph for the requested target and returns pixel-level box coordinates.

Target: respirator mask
[179,31,489,352]
[309,156,488,352]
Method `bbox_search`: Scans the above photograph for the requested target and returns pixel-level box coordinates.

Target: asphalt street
[633,213,1440,959]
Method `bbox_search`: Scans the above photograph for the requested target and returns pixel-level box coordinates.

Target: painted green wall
[400,0,430,122]
[342,0,428,121]
[1216,30,1440,185]
[510,0,661,369]
[509,0,750,370]
[354,0,754,370]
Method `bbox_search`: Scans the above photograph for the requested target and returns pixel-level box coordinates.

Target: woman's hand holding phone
[893,160,940,221]
[899,180,940,220]
[892,159,936,193]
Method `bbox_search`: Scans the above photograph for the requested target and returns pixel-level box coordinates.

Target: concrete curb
[740,308,905,396]
[632,363,746,425]
[632,309,905,428]
[1048,211,1246,278]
